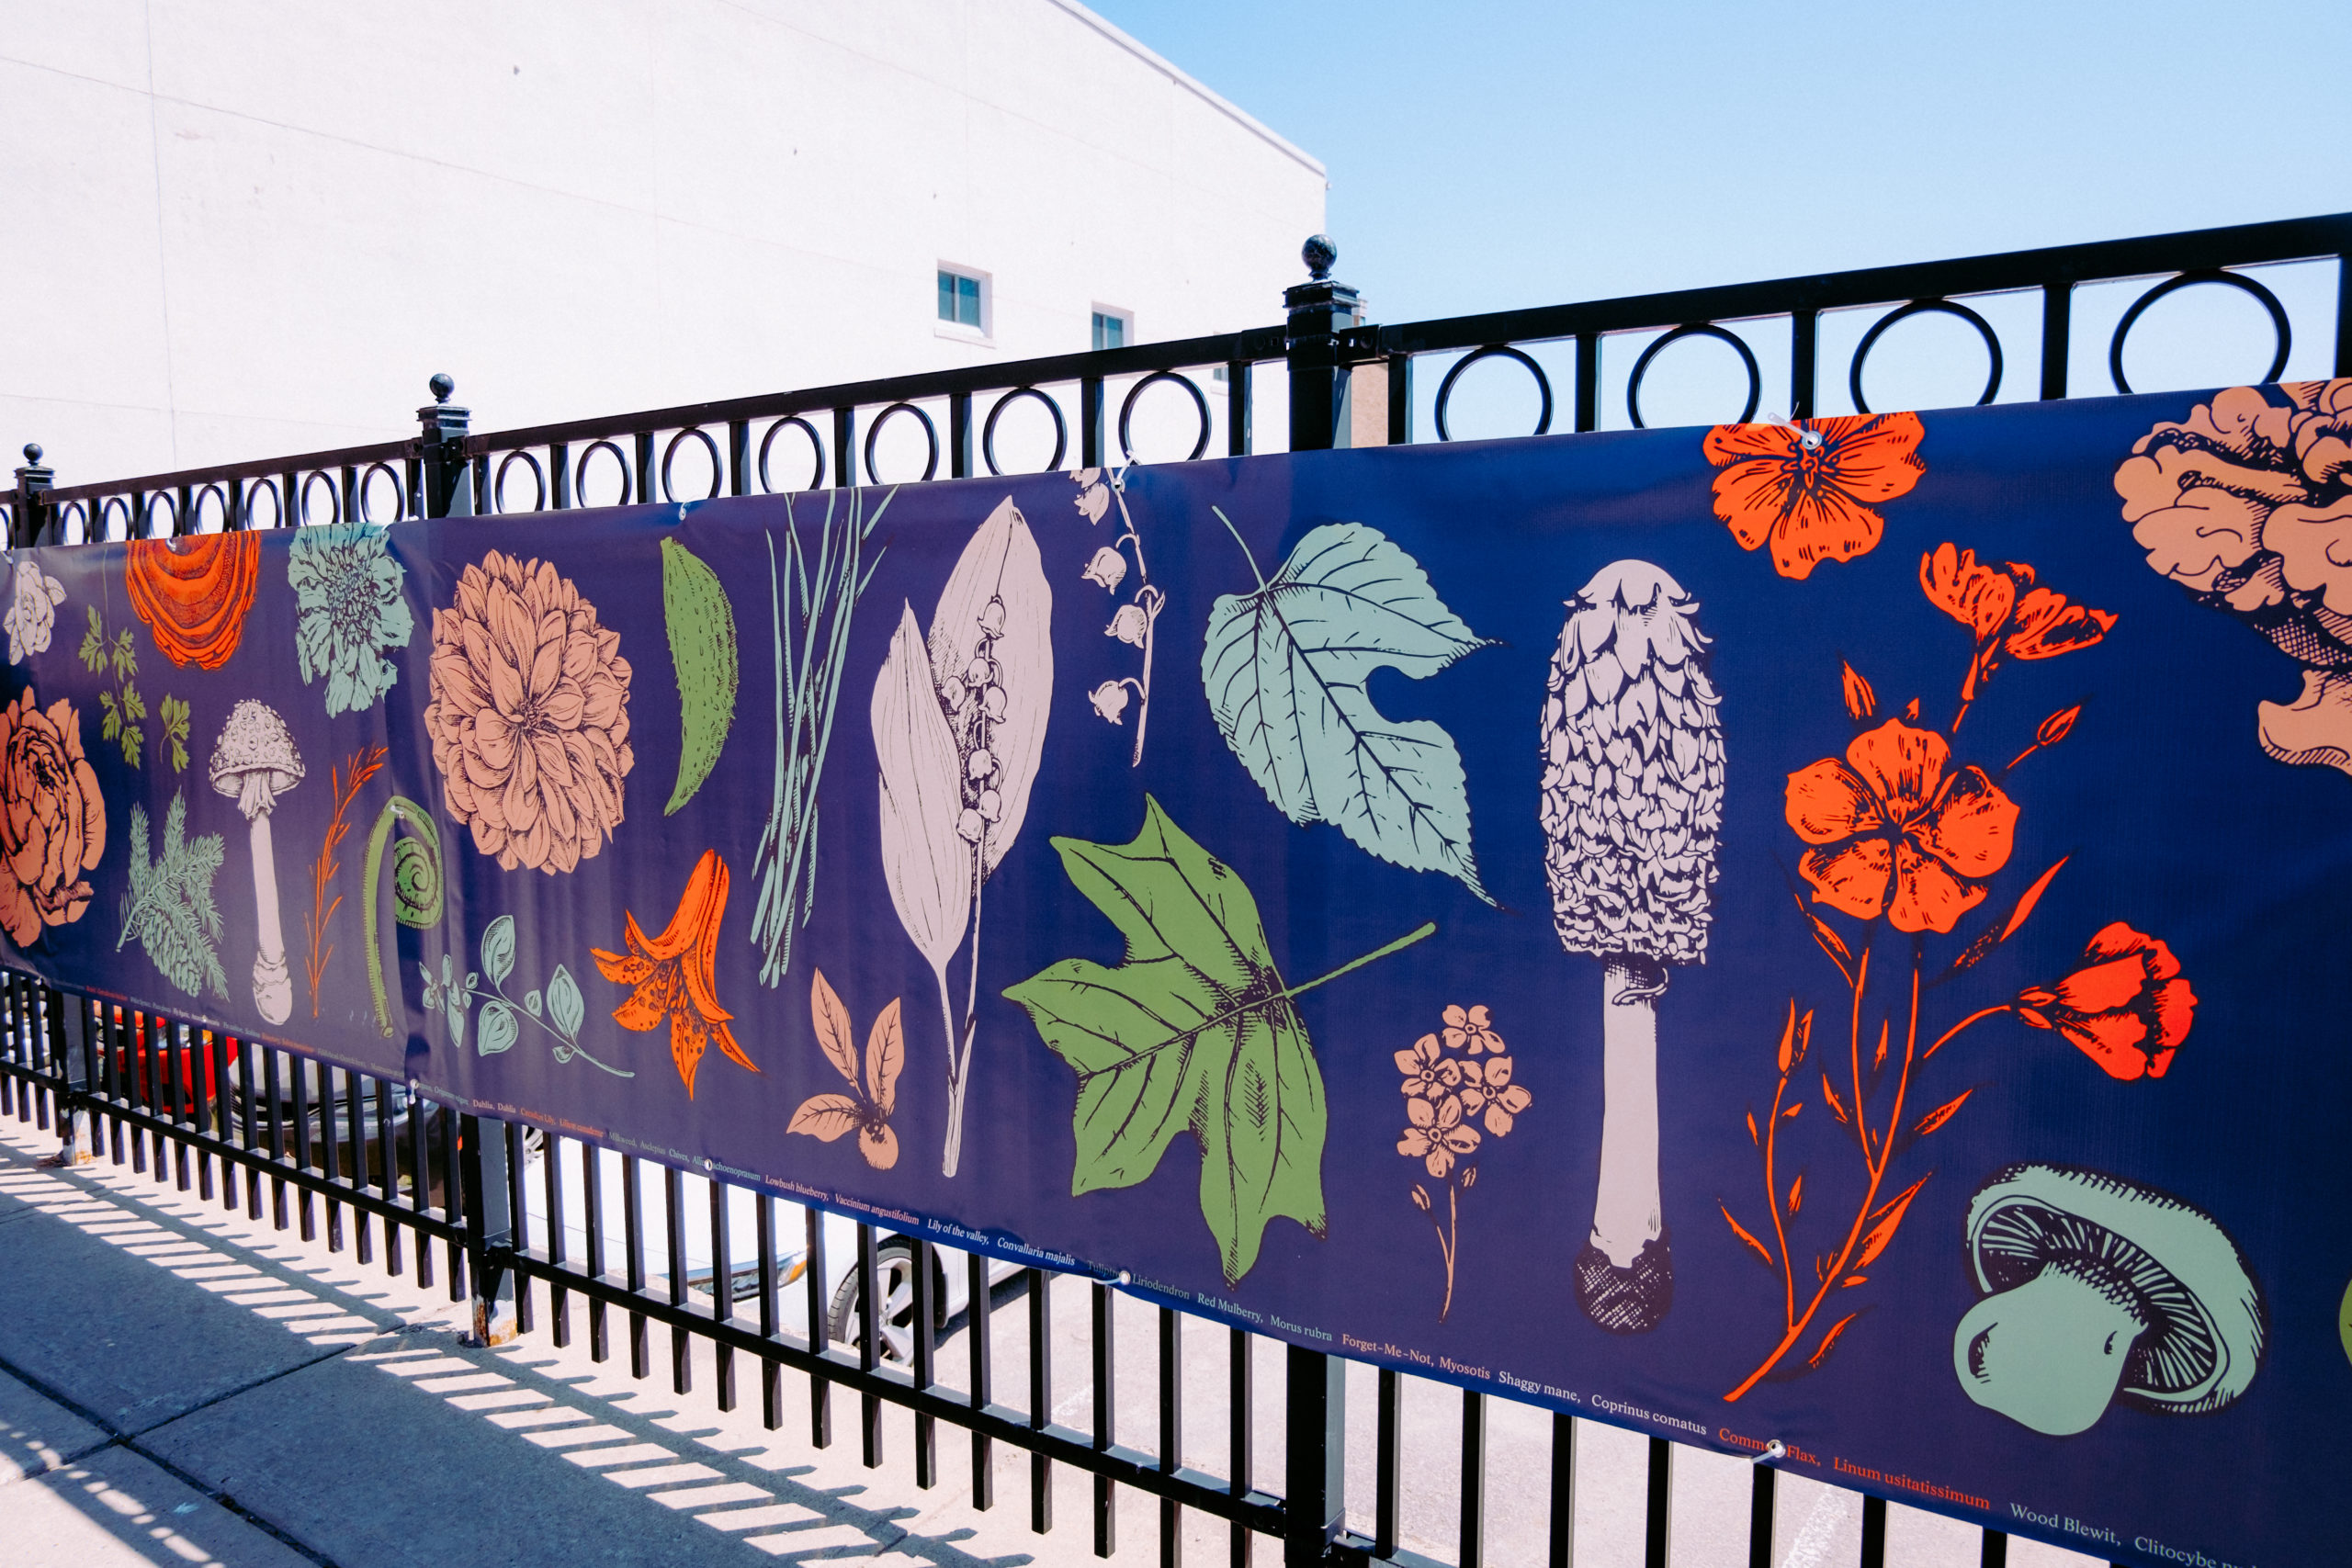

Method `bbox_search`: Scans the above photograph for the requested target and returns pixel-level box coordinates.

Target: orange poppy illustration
[125,533,260,670]
[1785,716,2018,934]
[1702,412,1927,580]
[1921,544,2115,716]
[2014,923,2197,1082]
[592,849,755,1097]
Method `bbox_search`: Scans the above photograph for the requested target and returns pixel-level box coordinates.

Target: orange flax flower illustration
[593,849,756,1097]
[1785,716,2018,933]
[125,533,260,670]
[1921,545,2114,721]
[1702,412,1926,580]
[2014,923,2196,1081]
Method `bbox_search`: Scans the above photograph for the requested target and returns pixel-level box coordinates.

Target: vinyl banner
[6,382,2347,1567]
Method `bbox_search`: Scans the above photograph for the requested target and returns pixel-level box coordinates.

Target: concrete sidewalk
[0,1115,2097,1568]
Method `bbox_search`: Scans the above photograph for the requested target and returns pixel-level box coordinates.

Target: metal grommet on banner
[1752,1440,1786,1464]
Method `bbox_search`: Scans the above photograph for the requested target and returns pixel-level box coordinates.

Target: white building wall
[0,0,1326,485]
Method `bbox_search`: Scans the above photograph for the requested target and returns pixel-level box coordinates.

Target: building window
[938,268,984,329]
[1091,310,1129,351]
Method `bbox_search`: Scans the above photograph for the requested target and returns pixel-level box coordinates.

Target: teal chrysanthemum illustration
[288,524,414,716]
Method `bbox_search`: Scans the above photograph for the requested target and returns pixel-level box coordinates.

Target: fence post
[460,1111,517,1344]
[1283,1345,1345,1567]
[12,443,53,547]
[41,989,91,1162]
[418,373,473,518]
[1284,235,1360,453]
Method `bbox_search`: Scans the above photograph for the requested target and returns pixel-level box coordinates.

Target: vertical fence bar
[439,1104,465,1301]
[1029,1268,1054,1533]
[712,1177,735,1411]
[808,1206,832,1448]
[1643,1438,1672,1568]
[408,1092,435,1292]
[1385,354,1413,446]
[1574,333,1600,433]
[2041,282,2073,400]
[377,1077,401,1277]
[1091,1280,1116,1558]
[832,409,855,493]
[756,1192,781,1428]
[1548,1412,1576,1568]
[1228,1328,1251,1568]
[1159,1306,1182,1568]
[1860,1495,1886,1568]
[1791,310,1820,420]
[666,1166,691,1393]
[1226,363,1253,457]
[584,1142,608,1361]
[2335,252,2350,376]
[1747,1456,1775,1568]
[949,391,975,478]
[1460,1390,1487,1568]
[551,443,571,510]
[1080,378,1106,468]
[912,1240,937,1488]
[1374,1369,1401,1560]
[855,1224,881,1467]
[506,1122,532,1335]
[461,1111,515,1345]
[239,1033,261,1218]
[1282,1349,1343,1568]
[969,1247,995,1508]
[633,432,655,505]
[543,1132,565,1344]
[1981,1528,2009,1568]
[345,1067,370,1264]
[625,1156,649,1377]
[728,419,751,497]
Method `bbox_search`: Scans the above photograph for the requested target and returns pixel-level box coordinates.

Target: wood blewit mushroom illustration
[1955,1163,2265,1437]
[210,700,305,1025]
[1540,561,1724,1334]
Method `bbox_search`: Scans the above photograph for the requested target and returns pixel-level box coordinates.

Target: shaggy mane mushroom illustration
[1540,561,1724,1334]
[210,701,304,1024]
[1954,1163,2265,1437]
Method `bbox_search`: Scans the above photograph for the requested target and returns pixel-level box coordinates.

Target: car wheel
[827,1240,944,1366]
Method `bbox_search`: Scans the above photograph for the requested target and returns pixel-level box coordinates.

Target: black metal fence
[5,211,2349,1568]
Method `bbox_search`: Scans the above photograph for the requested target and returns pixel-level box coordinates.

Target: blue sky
[1091,0,2352,429]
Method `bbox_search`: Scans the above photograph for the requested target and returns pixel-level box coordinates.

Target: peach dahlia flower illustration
[424,550,633,874]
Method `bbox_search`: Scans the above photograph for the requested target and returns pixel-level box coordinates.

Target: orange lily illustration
[592,849,757,1097]
[1702,412,1927,580]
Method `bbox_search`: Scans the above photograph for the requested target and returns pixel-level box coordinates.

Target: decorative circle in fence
[662,428,725,502]
[299,471,341,526]
[2109,269,2290,394]
[1436,345,1554,442]
[241,478,284,532]
[358,462,406,525]
[1118,371,1212,464]
[983,387,1068,475]
[574,440,632,510]
[141,491,178,539]
[494,451,547,515]
[864,401,940,484]
[1849,298,2004,413]
[758,416,827,493]
[1627,323,1760,430]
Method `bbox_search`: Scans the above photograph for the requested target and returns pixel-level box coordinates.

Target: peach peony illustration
[423,550,633,874]
[2117,378,2352,773]
[0,688,107,944]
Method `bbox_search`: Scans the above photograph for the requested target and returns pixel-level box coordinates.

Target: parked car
[688,1215,1023,1366]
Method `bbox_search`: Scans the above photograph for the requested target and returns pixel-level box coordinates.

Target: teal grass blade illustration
[1202,514,1496,903]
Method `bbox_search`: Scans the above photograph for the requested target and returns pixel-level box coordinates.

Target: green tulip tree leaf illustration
[1202,516,1496,903]
[1005,795,1432,1283]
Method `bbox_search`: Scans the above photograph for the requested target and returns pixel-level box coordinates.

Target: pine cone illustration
[1540,560,1724,1333]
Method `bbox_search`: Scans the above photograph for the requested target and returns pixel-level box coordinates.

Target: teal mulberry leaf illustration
[1202,514,1497,903]
[1004,796,1432,1284]
[117,791,228,999]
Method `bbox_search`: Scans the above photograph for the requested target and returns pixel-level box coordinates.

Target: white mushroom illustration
[210,700,305,1025]
[1539,561,1724,1334]
[1954,1163,2266,1437]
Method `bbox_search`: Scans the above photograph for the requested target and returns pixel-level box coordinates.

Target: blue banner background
[5,385,2342,1568]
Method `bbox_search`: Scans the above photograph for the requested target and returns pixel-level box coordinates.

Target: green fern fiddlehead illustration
[363,795,443,1036]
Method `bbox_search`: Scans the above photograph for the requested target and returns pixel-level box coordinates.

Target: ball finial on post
[22,444,41,466]
[428,372,455,404]
[1301,234,1337,281]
